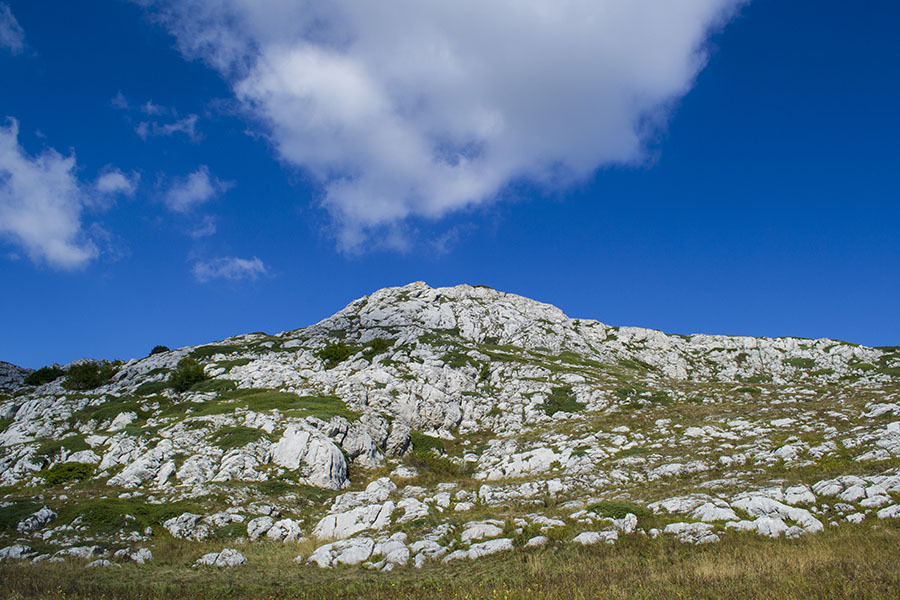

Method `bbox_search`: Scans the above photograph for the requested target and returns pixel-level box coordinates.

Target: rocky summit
[1,282,899,570]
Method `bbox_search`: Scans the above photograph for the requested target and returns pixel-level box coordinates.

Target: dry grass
[2,526,899,599]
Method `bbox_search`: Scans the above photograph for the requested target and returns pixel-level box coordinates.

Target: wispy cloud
[191,255,267,282]
[188,214,216,238]
[136,114,200,142]
[163,165,231,213]
[137,0,745,251]
[0,118,97,269]
[0,3,25,55]
[111,92,201,141]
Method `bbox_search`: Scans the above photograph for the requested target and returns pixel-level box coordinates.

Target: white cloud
[0,118,97,269]
[136,114,200,141]
[191,255,267,282]
[163,165,231,212]
[139,0,745,250]
[95,167,139,197]
[0,3,25,55]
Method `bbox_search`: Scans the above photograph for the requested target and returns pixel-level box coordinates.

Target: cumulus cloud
[191,255,267,282]
[95,167,139,197]
[0,3,25,55]
[0,118,99,269]
[139,0,745,250]
[163,165,231,212]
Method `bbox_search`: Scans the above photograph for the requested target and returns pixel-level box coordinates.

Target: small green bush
[168,357,208,392]
[24,366,65,387]
[362,337,394,359]
[150,345,170,355]
[410,431,445,454]
[42,463,95,485]
[586,500,651,520]
[736,386,762,395]
[318,342,355,368]
[784,357,816,369]
[540,386,585,416]
[62,363,117,391]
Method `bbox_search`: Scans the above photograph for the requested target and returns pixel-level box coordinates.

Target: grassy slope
[2,526,900,599]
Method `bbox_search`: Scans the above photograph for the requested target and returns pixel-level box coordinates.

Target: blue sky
[1,0,898,369]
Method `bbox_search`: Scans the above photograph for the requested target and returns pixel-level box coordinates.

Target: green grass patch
[34,435,90,459]
[209,426,268,450]
[134,380,169,396]
[58,497,203,534]
[70,397,146,426]
[0,501,42,533]
[189,378,238,393]
[215,358,252,371]
[209,389,361,421]
[190,345,243,360]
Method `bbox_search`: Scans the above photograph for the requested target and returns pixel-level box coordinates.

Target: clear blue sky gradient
[1,0,898,369]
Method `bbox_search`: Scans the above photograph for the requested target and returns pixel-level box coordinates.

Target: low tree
[150,345,170,355]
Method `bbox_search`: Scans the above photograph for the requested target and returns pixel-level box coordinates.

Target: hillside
[1,282,899,588]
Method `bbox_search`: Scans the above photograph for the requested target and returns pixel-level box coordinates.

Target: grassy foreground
[2,526,899,600]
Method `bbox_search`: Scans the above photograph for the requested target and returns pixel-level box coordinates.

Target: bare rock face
[271,425,348,490]
[0,361,31,391]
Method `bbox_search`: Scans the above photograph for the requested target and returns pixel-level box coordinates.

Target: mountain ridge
[0,281,899,571]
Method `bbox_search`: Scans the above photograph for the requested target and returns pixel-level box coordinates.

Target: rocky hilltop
[1,282,899,569]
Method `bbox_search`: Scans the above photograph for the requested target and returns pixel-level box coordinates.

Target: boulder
[196,548,247,567]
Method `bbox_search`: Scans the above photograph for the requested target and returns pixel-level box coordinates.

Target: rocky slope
[0,282,899,569]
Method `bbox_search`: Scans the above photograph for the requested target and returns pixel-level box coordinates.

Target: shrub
[168,357,208,392]
[318,342,355,368]
[150,345,170,355]
[784,357,816,369]
[362,337,394,359]
[24,366,65,387]
[43,463,95,485]
[410,431,445,454]
[62,363,117,391]
[540,386,585,416]
[736,386,762,395]
[586,500,651,521]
